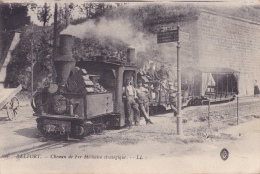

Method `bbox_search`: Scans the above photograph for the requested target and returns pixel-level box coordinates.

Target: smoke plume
[60,16,182,80]
[61,18,149,53]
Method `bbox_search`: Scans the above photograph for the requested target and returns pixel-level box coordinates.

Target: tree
[0,3,30,31]
[69,2,113,19]
[4,2,114,90]
[37,3,52,26]
[0,3,30,56]
[6,25,55,89]
[0,3,30,80]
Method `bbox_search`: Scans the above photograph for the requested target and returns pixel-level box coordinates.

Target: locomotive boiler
[32,34,138,139]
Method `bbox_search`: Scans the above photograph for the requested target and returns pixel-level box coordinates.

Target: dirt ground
[0,91,260,174]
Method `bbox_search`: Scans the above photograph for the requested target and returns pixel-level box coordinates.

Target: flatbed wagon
[0,85,22,120]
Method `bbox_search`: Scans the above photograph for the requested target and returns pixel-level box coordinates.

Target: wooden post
[53,3,58,57]
[216,74,218,101]
[221,74,224,100]
[208,101,211,128]
[31,27,34,96]
[237,96,239,125]
[65,3,70,27]
[226,74,228,97]
[176,24,182,135]
[53,3,58,82]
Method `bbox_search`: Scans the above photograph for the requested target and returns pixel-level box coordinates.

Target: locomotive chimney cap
[59,34,75,37]
[55,55,76,62]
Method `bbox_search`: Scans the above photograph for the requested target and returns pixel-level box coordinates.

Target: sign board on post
[156,25,182,135]
[157,30,179,44]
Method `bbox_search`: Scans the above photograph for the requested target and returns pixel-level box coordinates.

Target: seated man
[157,65,169,81]
[146,62,156,81]
[156,65,170,101]
[136,80,153,124]
[123,79,140,127]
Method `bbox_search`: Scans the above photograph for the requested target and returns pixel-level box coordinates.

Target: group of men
[123,63,179,128]
[146,63,178,116]
[146,63,170,81]
[123,78,153,128]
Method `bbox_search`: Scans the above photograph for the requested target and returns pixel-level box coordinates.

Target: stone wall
[153,20,197,80]
[194,10,260,96]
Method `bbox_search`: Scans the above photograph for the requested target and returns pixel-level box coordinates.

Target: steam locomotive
[32,34,138,139]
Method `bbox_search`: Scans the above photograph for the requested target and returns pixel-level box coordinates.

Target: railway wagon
[32,34,138,139]
[181,67,239,106]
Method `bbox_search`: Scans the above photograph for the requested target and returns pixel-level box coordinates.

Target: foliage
[70,2,113,19]
[105,3,199,33]
[0,3,30,88]
[70,4,199,70]
[6,25,56,90]
[72,37,127,61]
[6,3,260,90]
[0,3,30,31]
[31,3,52,26]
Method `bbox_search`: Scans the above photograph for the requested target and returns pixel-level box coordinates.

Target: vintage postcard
[0,0,259,173]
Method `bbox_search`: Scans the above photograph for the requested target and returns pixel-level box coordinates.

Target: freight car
[32,34,138,139]
[181,67,239,106]
[137,66,239,114]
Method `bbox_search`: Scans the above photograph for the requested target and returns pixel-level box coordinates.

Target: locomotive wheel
[73,126,85,139]
[194,99,201,106]
[31,91,43,113]
[6,96,19,121]
[157,105,166,114]
[187,100,193,106]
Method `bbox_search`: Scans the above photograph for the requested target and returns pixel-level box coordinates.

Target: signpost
[157,25,182,135]
[157,30,179,43]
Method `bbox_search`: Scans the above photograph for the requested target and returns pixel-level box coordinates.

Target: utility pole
[52,3,58,82]
[176,24,182,135]
[31,26,34,96]
[53,3,58,57]
[156,21,181,135]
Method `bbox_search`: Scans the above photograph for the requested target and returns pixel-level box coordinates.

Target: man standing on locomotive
[123,78,141,128]
[146,62,157,81]
[157,64,170,91]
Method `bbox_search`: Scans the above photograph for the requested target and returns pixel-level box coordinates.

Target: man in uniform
[123,79,140,128]
[157,65,169,81]
[136,80,153,124]
[146,62,156,81]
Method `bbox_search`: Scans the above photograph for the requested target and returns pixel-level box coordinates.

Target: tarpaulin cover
[182,67,239,97]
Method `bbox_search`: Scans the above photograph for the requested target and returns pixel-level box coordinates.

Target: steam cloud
[61,18,149,52]
[60,17,181,80]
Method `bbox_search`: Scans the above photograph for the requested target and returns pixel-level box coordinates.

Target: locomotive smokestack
[126,47,135,63]
[54,34,76,85]
[59,34,74,56]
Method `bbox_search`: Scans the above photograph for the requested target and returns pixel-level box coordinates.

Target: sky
[2,0,259,26]
[27,2,119,26]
